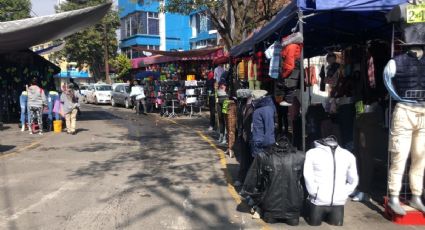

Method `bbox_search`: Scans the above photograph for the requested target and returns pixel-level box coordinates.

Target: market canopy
[132,47,222,58]
[0,3,111,53]
[230,0,408,57]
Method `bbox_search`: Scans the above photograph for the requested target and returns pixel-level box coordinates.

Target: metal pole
[298,10,306,152]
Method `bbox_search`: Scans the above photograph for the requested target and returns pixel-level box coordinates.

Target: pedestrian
[60,83,81,135]
[19,87,28,132]
[27,77,47,135]
[130,80,146,114]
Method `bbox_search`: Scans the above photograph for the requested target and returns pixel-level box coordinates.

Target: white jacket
[304,140,358,206]
[130,85,145,100]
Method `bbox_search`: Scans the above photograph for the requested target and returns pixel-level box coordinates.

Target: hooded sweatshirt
[303,140,358,206]
[27,85,47,108]
[250,96,276,156]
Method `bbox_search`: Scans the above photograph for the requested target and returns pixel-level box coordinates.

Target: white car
[86,84,112,104]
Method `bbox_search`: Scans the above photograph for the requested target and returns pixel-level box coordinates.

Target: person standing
[19,88,28,132]
[27,78,47,135]
[60,84,80,135]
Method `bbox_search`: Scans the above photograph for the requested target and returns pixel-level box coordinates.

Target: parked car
[111,83,133,108]
[85,84,112,104]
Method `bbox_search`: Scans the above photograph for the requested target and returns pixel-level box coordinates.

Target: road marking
[154,114,271,230]
[0,134,51,160]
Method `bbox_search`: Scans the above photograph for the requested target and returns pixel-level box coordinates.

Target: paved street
[0,105,422,230]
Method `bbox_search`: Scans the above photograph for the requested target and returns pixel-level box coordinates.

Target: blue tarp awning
[230,0,408,57]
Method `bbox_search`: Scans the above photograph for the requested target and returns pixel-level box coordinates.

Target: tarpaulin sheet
[298,0,408,11]
[132,47,222,58]
[0,3,111,53]
[230,0,408,57]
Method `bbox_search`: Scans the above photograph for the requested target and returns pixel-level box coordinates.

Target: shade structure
[230,0,408,57]
[0,3,112,53]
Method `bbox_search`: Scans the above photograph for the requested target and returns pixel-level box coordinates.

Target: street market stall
[228,0,425,225]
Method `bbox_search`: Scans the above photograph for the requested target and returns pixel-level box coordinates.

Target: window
[121,11,159,38]
[96,85,112,91]
[125,86,131,93]
[147,12,159,35]
[115,85,122,92]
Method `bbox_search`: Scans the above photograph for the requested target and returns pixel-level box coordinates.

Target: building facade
[189,10,218,50]
[119,0,192,58]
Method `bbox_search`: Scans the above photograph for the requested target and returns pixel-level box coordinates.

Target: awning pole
[299,10,306,152]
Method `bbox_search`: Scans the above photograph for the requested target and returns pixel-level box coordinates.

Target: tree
[0,0,31,22]
[162,0,290,49]
[56,0,120,82]
[110,54,132,80]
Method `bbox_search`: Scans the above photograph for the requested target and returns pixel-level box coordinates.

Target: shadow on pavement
[0,145,15,153]
[67,108,241,229]
[77,110,121,121]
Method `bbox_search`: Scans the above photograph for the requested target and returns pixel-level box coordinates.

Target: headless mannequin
[308,137,344,226]
[384,46,425,215]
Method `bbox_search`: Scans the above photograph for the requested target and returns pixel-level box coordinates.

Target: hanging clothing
[247,59,254,81]
[255,51,264,81]
[265,41,282,79]
[367,55,376,88]
[281,43,303,79]
[241,139,305,221]
[238,60,246,80]
[304,139,358,206]
[305,66,318,86]
[319,65,326,92]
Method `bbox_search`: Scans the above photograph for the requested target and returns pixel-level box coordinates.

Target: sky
[31,0,118,17]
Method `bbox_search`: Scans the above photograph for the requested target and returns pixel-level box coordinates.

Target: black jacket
[241,139,305,220]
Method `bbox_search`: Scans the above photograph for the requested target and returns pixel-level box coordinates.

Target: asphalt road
[0,104,422,230]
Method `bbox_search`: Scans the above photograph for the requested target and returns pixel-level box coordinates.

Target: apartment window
[147,12,159,35]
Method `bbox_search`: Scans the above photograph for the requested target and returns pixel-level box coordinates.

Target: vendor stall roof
[230,0,408,57]
[0,3,111,53]
[131,55,181,68]
[132,47,223,58]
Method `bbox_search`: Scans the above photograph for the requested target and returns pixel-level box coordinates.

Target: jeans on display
[237,138,253,183]
[248,80,262,90]
[388,103,425,196]
[29,106,43,132]
[209,96,216,128]
[19,95,28,127]
[277,106,289,136]
[65,108,78,133]
[48,95,60,121]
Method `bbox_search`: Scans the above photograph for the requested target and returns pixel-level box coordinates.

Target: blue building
[119,0,192,58]
[189,10,218,50]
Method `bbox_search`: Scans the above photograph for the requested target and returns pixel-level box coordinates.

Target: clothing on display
[387,3,425,46]
[319,65,326,92]
[392,53,425,101]
[226,101,237,154]
[251,94,276,156]
[265,41,282,79]
[19,91,28,128]
[241,139,305,225]
[214,65,225,83]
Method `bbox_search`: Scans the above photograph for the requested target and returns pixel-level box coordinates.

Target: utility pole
[104,23,111,84]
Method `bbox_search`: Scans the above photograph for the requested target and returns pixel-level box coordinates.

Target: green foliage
[0,0,31,22]
[110,54,132,80]
[56,0,119,80]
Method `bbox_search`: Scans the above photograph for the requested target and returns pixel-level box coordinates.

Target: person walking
[60,84,80,135]
[27,78,47,135]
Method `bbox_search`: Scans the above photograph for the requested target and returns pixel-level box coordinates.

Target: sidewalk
[155,113,422,230]
[0,123,50,155]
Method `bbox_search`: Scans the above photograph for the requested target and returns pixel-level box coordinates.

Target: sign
[406,4,425,23]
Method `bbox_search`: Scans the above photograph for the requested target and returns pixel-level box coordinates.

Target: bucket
[53,120,62,133]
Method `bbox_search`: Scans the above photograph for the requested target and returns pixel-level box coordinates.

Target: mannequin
[384,1,425,216]
[383,45,425,215]
[241,138,305,225]
[250,90,276,156]
[303,137,358,226]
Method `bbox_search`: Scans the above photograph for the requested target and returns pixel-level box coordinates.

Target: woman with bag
[60,83,81,135]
